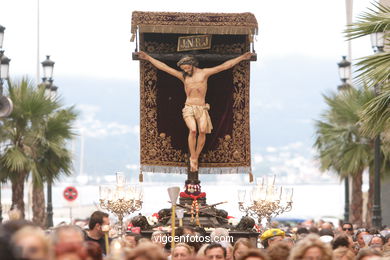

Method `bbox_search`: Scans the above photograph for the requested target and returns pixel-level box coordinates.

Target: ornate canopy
[131,11,258,41]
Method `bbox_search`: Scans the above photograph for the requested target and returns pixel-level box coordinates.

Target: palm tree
[31,109,76,226]
[345,2,390,137]
[314,87,375,226]
[0,78,76,225]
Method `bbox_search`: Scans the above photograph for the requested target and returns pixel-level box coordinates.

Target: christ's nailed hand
[243,52,254,60]
[137,51,149,61]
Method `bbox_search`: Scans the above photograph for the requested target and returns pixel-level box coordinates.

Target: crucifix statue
[137,51,253,172]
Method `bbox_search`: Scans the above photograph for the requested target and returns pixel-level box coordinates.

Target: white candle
[289,188,294,202]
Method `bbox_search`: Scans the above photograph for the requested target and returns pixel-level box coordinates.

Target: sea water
[0,181,344,225]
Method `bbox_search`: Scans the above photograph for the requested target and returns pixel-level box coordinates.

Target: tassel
[249,171,254,183]
[139,171,144,182]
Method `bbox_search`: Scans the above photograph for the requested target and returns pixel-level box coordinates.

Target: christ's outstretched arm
[137,51,184,81]
[203,52,253,77]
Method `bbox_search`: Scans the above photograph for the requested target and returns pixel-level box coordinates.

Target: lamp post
[0,24,4,224]
[370,31,384,229]
[41,55,55,228]
[0,25,13,118]
[0,24,12,223]
[337,55,352,222]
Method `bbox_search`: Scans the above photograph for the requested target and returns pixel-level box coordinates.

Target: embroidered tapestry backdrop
[133,12,257,174]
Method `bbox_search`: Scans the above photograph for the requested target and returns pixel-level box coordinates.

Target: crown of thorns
[177,55,199,67]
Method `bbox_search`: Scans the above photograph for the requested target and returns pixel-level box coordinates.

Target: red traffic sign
[63,186,78,202]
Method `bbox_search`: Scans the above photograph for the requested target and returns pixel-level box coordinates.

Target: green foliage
[345,3,390,40]
[0,77,77,185]
[314,87,374,178]
[343,2,390,143]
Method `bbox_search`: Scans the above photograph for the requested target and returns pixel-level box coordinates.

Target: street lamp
[0,26,13,119]
[337,56,352,91]
[41,55,55,82]
[370,32,385,53]
[41,55,56,228]
[370,31,385,229]
[0,24,12,222]
[337,55,352,223]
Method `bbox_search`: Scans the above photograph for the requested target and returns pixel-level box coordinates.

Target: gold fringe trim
[138,25,256,36]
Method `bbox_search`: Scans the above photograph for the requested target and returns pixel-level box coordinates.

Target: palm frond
[360,86,390,137]
[345,2,390,40]
[353,52,390,89]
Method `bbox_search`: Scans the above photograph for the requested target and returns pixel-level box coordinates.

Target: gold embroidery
[140,46,251,170]
[143,41,247,55]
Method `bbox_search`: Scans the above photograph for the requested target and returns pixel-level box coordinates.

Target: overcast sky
[1,0,378,184]
[1,0,373,82]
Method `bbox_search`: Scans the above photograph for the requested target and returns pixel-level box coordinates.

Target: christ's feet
[190,157,198,172]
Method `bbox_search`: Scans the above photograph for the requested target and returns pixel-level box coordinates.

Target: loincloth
[182,103,213,134]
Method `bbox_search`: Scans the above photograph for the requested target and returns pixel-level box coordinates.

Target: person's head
[332,247,355,260]
[332,234,352,250]
[210,228,229,243]
[233,238,253,260]
[355,228,369,248]
[171,243,194,260]
[341,222,354,236]
[308,226,319,234]
[368,234,385,252]
[0,219,35,260]
[288,234,333,260]
[11,226,50,260]
[182,234,203,253]
[88,210,110,236]
[319,228,334,238]
[88,211,109,237]
[267,241,290,260]
[55,242,88,260]
[260,229,285,248]
[177,56,199,78]
[126,243,167,260]
[176,226,196,237]
[282,237,295,248]
[226,244,234,260]
[84,241,103,260]
[321,222,333,230]
[197,243,210,258]
[51,225,85,246]
[205,243,227,260]
[151,230,167,248]
[385,233,390,246]
[356,248,382,260]
[297,227,310,240]
[238,249,269,260]
[124,232,141,249]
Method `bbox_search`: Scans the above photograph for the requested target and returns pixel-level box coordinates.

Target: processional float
[129,11,272,242]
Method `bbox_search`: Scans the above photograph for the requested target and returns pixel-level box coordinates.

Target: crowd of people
[0,210,389,260]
